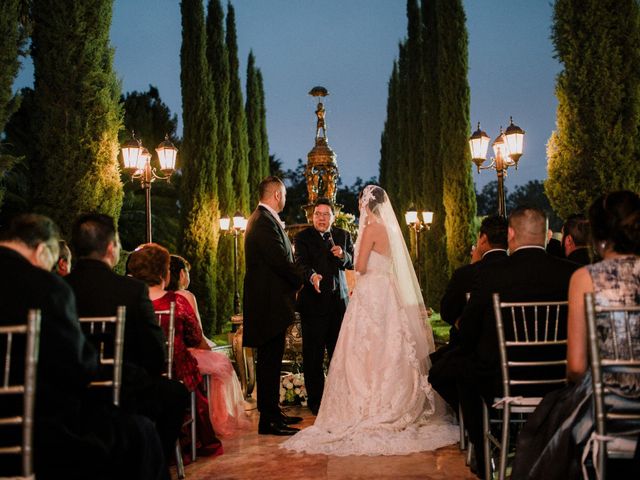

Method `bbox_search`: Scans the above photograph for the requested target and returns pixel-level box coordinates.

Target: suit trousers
[256,330,286,422]
[300,293,345,412]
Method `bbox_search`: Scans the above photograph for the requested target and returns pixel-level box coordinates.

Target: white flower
[279,387,286,395]
[285,382,294,389]
[293,377,303,386]
[294,388,301,395]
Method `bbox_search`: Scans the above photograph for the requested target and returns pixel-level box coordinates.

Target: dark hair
[127,243,170,287]
[258,176,284,200]
[168,254,190,291]
[314,197,334,211]
[508,205,548,236]
[588,191,640,255]
[71,213,116,258]
[562,214,590,247]
[0,213,60,248]
[479,215,508,249]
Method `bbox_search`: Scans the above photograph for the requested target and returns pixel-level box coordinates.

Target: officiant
[294,198,354,415]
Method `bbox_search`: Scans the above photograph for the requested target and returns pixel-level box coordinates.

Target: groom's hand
[310,273,322,293]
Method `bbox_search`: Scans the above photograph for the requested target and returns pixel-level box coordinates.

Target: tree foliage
[180,0,219,335]
[546,0,640,218]
[30,0,123,237]
[246,51,264,207]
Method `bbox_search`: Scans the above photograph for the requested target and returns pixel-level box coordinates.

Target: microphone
[327,233,335,248]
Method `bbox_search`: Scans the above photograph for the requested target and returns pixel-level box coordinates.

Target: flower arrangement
[279,372,307,406]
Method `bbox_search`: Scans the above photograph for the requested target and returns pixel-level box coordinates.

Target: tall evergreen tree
[245,51,262,206]
[0,0,27,209]
[226,2,250,215]
[379,61,400,201]
[180,0,219,334]
[207,0,234,331]
[31,0,123,236]
[437,0,476,272]
[420,0,448,307]
[546,0,640,218]
[256,69,270,181]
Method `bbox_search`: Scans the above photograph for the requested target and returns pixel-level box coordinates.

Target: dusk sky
[14,1,560,192]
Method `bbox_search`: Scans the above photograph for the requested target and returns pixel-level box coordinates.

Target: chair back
[492,293,569,398]
[585,292,640,473]
[0,309,41,478]
[78,306,126,406]
[154,302,176,379]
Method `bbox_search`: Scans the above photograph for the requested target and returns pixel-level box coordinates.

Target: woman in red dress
[127,243,223,460]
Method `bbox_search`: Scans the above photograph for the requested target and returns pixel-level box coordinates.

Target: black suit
[566,247,591,265]
[294,226,354,412]
[66,259,188,459]
[430,249,507,407]
[243,206,303,423]
[0,247,166,480]
[455,247,579,471]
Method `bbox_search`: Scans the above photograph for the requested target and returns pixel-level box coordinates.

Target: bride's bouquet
[279,372,307,406]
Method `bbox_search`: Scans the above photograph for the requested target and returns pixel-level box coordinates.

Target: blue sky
[14,0,560,191]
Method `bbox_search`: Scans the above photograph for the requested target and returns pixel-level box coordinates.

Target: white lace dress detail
[281,251,458,456]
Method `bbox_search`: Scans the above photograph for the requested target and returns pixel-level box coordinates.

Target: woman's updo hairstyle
[127,243,171,286]
[360,185,387,214]
[168,254,191,291]
[588,190,640,255]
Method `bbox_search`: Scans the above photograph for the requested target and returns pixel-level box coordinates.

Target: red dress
[153,291,223,459]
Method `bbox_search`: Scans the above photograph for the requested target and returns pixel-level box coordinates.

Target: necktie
[322,232,337,291]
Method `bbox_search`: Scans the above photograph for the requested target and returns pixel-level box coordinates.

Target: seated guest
[128,244,223,458]
[512,191,640,480]
[0,214,166,480]
[54,239,72,276]
[168,254,250,436]
[66,213,188,462]
[456,206,580,477]
[562,213,591,265]
[430,215,508,410]
[546,229,564,258]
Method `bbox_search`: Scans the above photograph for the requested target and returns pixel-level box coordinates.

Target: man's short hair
[479,215,508,249]
[562,214,590,247]
[508,206,548,239]
[71,213,116,258]
[0,213,60,248]
[258,176,284,200]
[314,197,334,211]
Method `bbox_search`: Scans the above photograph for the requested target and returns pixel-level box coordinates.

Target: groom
[243,176,305,435]
[294,198,354,415]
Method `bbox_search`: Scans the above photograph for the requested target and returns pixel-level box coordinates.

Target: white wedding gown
[281,250,458,456]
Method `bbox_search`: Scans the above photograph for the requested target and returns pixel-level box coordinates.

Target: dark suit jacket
[243,206,304,347]
[567,247,591,265]
[294,226,354,316]
[458,247,579,398]
[66,259,166,379]
[0,247,97,419]
[440,249,508,331]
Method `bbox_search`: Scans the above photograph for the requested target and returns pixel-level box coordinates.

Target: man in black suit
[243,176,304,435]
[456,206,580,477]
[0,214,166,479]
[294,198,354,415]
[562,213,591,265]
[66,213,188,461]
[430,215,508,410]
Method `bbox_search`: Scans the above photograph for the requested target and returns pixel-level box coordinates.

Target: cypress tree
[207,0,234,331]
[226,2,250,215]
[245,51,262,206]
[180,0,219,334]
[420,0,449,307]
[379,61,400,201]
[438,0,476,272]
[546,0,640,218]
[256,69,270,180]
[31,0,123,236]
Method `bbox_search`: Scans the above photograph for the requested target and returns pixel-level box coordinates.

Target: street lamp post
[121,133,178,243]
[404,208,434,289]
[219,212,247,315]
[468,117,525,218]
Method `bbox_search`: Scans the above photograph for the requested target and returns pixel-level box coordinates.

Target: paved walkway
[178,400,477,480]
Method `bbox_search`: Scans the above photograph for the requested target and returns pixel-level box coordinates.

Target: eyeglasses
[313,212,332,218]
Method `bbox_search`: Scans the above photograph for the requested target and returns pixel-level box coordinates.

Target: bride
[282,185,458,456]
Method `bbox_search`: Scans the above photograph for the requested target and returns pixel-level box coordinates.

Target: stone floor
[177,399,478,480]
